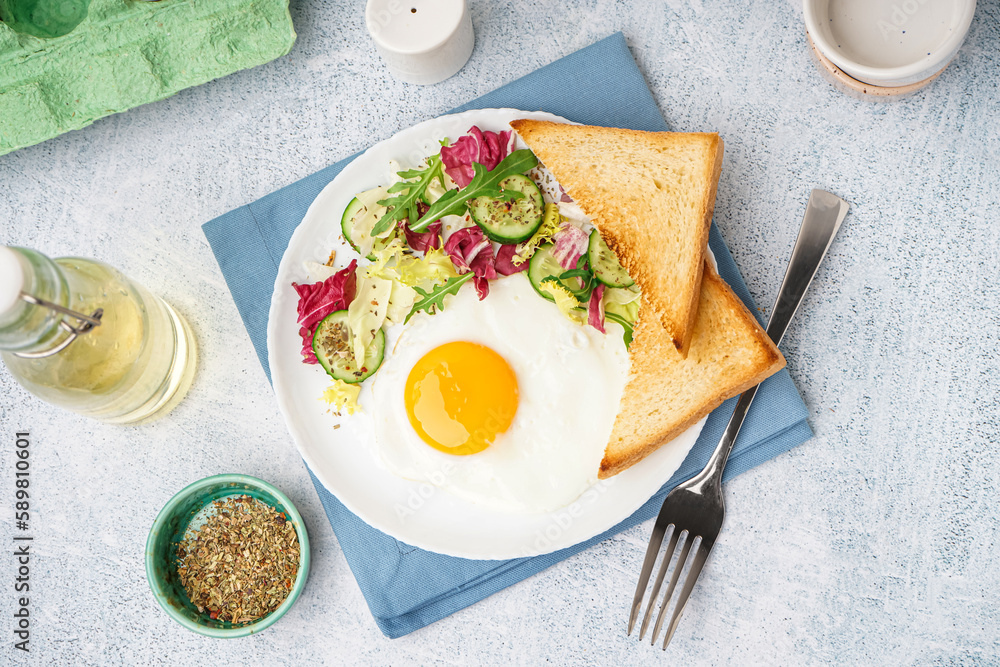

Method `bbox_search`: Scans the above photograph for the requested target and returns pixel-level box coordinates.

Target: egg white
[369,272,631,513]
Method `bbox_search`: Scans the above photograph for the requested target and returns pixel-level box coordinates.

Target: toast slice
[599,262,785,478]
[510,119,724,355]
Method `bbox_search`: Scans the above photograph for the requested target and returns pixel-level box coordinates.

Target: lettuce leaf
[603,284,642,306]
[361,239,405,280]
[397,247,460,286]
[350,186,393,256]
[347,276,392,366]
[364,241,460,287]
[360,242,454,325]
[514,203,562,265]
[539,280,587,324]
[604,287,641,348]
[385,280,417,324]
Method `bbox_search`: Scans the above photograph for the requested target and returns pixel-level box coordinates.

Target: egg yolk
[404,342,519,455]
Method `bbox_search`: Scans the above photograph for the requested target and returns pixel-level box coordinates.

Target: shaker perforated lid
[365,0,473,85]
[0,246,25,316]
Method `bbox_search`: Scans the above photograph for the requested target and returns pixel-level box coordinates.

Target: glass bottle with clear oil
[0,245,197,424]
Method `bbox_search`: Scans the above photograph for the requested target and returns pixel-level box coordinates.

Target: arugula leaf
[605,311,635,349]
[371,156,446,237]
[542,255,597,302]
[409,149,539,232]
[557,268,597,302]
[403,273,474,323]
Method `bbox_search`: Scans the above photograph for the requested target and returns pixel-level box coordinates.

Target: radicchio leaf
[588,283,606,334]
[292,259,358,364]
[495,243,528,276]
[440,126,514,188]
[443,226,497,300]
[552,222,590,270]
[401,203,442,252]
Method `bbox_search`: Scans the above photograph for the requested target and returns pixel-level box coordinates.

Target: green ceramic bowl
[145,474,310,638]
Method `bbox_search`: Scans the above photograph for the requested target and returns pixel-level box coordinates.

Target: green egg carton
[0,0,295,156]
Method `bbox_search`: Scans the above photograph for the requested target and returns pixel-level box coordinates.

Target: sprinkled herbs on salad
[290,126,641,415]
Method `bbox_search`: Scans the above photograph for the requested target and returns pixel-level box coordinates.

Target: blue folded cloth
[203,32,812,638]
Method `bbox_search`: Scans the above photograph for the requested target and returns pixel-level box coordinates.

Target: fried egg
[370,273,630,513]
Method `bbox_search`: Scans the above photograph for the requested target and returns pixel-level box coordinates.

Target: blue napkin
[203,32,812,638]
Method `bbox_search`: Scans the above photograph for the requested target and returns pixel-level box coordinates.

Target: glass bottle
[0,0,92,39]
[0,245,197,424]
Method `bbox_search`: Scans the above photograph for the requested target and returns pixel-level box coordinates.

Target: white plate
[267,108,705,560]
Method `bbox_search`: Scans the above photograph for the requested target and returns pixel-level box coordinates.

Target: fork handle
[695,189,849,488]
[761,189,849,347]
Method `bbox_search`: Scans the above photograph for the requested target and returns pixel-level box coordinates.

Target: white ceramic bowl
[803,0,976,87]
[266,108,707,559]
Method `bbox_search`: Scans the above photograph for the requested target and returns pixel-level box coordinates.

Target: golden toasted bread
[510,119,723,355]
[599,263,785,478]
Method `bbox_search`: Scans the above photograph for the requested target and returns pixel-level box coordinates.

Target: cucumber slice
[341,195,396,261]
[468,174,544,244]
[527,243,587,302]
[588,229,634,288]
[312,310,385,383]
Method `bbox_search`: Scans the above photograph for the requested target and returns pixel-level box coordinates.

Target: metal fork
[628,189,850,649]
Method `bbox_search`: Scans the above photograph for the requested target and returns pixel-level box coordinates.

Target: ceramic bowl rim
[145,473,311,638]
[803,0,976,84]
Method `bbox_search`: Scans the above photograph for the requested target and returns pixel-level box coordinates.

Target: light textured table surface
[2,1,999,664]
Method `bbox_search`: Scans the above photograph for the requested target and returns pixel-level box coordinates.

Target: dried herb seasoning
[176,495,300,624]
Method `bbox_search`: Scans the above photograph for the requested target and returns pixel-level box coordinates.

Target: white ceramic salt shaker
[365,0,474,85]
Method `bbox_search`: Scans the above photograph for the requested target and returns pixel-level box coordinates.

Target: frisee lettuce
[513,202,562,265]
[363,241,460,287]
[539,280,587,324]
[397,247,460,286]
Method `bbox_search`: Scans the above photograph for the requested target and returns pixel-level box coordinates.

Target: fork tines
[629,523,715,649]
